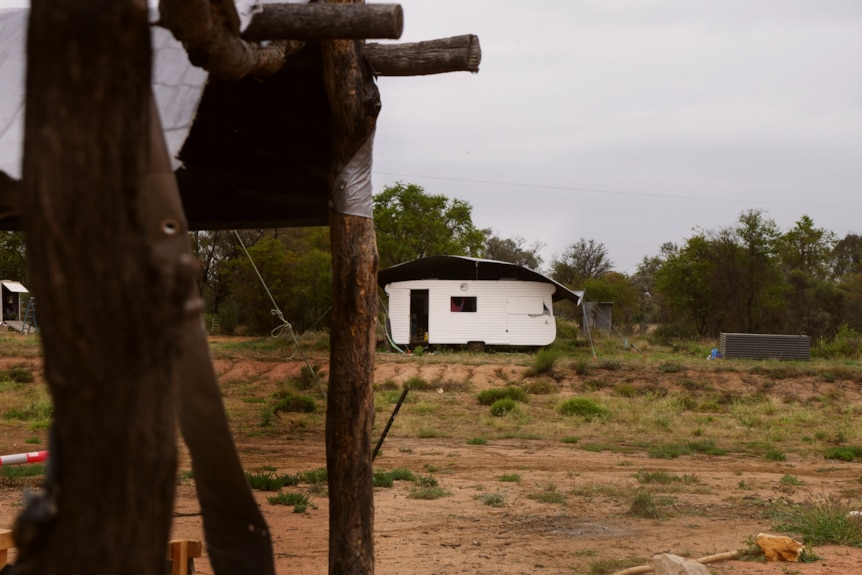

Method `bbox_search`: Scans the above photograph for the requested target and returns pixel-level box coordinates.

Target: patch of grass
[687,438,727,456]
[295,467,327,485]
[628,490,664,519]
[373,468,416,487]
[765,449,787,462]
[648,443,692,459]
[557,397,610,420]
[417,427,449,438]
[4,399,53,423]
[404,376,432,391]
[633,469,698,486]
[0,463,45,479]
[528,483,566,505]
[573,358,592,376]
[780,474,803,486]
[408,485,449,500]
[272,393,317,414]
[24,436,41,444]
[658,363,682,373]
[477,386,528,406]
[466,437,488,445]
[770,494,862,546]
[597,359,622,371]
[478,492,506,507]
[266,491,311,512]
[824,446,862,462]
[245,470,295,491]
[498,473,521,483]
[524,348,560,376]
[490,397,517,416]
[522,380,558,394]
[0,368,35,383]
[561,436,580,444]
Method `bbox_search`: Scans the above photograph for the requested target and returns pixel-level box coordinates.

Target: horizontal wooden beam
[365,35,481,76]
[242,3,403,42]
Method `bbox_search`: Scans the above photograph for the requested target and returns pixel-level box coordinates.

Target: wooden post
[321,0,380,572]
[17,1,188,574]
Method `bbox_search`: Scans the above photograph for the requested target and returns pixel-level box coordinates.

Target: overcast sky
[3,1,861,274]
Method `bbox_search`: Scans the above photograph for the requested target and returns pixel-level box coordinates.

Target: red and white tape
[0,451,48,466]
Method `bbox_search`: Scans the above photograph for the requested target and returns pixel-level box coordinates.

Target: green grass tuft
[557,397,610,420]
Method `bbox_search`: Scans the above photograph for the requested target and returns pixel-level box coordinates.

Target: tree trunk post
[321,0,381,572]
[16,1,190,573]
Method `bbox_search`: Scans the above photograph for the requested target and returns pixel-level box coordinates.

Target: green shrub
[823,446,862,462]
[490,398,516,416]
[272,394,317,414]
[648,443,692,459]
[477,386,528,405]
[557,397,610,420]
[0,368,35,383]
[246,470,292,491]
[629,490,663,519]
[771,494,862,546]
[479,492,506,507]
[404,376,432,391]
[525,348,560,376]
[266,491,311,512]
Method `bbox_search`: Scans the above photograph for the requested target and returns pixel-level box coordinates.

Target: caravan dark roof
[377,256,583,304]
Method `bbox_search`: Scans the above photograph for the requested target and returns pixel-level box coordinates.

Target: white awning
[0,280,28,293]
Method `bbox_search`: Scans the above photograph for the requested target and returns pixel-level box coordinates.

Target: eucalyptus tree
[373,182,486,269]
[550,237,613,288]
[777,215,841,337]
[482,230,544,269]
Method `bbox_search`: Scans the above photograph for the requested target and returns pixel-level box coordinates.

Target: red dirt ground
[2,353,862,574]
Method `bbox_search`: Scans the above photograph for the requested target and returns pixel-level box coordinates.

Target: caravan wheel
[466,341,486,353]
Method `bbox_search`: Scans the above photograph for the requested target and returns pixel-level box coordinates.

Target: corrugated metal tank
[719,333,811,360]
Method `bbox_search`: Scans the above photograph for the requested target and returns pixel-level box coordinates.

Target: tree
[834,233,862,280]
[373,182,486,269]
[733,210,784,333]
[581,272,641,334]
[550,238,613,288]
[0,231,26,280]
[777,215,840,337]
[481,230,544,269]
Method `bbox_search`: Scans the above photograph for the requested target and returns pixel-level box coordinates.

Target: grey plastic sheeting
[0,8,207,179]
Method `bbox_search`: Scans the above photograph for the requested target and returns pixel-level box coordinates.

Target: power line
[373,171,862,212]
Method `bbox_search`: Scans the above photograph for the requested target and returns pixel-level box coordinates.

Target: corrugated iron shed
[719,332,811,360]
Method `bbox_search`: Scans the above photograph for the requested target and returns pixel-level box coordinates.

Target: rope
[378,294,405,354]
[232,230,327,399]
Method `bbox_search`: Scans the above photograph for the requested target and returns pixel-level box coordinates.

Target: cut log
[243,3,403,41]
[366,34,481,76]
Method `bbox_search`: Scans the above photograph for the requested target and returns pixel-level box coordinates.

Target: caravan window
[450,296,477,313]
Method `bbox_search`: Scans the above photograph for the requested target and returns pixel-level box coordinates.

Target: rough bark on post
[15,1,189,573]
[321,0,381,572]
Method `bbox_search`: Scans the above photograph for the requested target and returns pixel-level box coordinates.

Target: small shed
[1,279,27,322]
[378,256,583,351]
[582,301,612,335]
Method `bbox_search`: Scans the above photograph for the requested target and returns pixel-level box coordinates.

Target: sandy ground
[2,352,862,574]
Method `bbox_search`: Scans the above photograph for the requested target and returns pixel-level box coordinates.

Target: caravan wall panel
[385,279,556,347]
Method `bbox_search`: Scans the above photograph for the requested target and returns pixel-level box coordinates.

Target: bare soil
[2,348,862,574]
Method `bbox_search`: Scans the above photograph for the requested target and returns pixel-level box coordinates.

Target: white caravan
[378,256,582,351]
